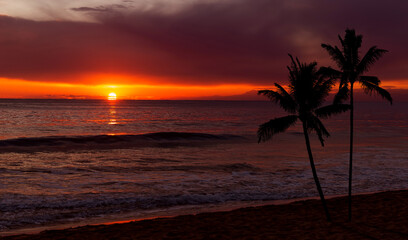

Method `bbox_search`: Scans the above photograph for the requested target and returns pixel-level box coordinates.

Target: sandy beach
[2,190,408,239]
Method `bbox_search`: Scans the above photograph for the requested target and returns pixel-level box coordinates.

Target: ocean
[0,99,407,233]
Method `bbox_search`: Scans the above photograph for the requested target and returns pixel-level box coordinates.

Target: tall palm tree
[258,55,350,222]
[321,29,392,221]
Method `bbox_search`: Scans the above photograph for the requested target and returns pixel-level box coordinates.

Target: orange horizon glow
[0,77,262,100]
[2,77,408,100]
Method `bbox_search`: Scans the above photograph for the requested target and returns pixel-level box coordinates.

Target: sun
[108,92,117,101]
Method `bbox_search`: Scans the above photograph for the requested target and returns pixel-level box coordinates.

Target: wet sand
[3,190,408,239]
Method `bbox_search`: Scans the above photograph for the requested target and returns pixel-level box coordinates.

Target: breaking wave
[0,132,246,152]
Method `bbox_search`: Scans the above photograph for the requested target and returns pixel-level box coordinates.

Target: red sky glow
[0,0,407,100]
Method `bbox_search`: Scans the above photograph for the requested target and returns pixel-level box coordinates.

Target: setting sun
[108,92,117,101]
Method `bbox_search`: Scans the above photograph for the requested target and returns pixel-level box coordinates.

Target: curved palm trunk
[302,121,331,222]
[348,83,354,221]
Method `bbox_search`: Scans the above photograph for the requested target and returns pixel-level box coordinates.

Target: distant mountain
[178,88,408,102]
[182,90,266,101]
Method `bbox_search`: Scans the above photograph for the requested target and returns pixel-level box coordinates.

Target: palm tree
[258,55,350,222]
[321,29,392,221]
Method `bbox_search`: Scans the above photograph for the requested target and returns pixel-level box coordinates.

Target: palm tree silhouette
[321,29,392,221]
[258,55,350,222]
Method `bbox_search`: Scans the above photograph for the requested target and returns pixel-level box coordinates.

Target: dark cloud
[70,7,109,12]
[70,5,126,12]
[185,90,265,101]
[0,0,407,86]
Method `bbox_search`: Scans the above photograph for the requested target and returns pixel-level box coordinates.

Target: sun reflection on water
[108,101,117,125]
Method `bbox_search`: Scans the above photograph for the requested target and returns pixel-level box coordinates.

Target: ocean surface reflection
[0,100,407,232]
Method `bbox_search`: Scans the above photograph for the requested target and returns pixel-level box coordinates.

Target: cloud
[0,0,407,86]
[70,7,109,12]
[70,4,126,13]
[185,90,265,101]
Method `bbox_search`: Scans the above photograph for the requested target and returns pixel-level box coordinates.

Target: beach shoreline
[0,195,324,236]
[3,190,408,239]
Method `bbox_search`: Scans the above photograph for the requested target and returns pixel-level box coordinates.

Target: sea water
[0,99,407,232]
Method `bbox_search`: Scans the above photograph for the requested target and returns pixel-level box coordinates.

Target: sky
[0,0,407,100]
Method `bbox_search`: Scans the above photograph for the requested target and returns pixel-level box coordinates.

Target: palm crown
[258,55,349,145]
[321,29,392,104]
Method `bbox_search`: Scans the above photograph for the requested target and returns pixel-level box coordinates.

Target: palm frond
[305,115,330,146]
[359,76,380,85]
[289,59,323,109]
[317,67,342,79]
[317,77,335,94]
[338,34,344,48]
[315,104,351,119]
[321,44,346,69]
[258,86,297,113]
[357,47,388,74]
[274,83,292,97]
[310,77,336,109]
[333,84,350,104]
[288,54,299,72]
[339,74,349,88]
[287,54,303,89]
[343,29,362,65]
[257,115,298,143]
[360,80,393,104]
[274,83,298,112]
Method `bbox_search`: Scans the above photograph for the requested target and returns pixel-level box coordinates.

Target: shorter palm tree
[258,55,350,222]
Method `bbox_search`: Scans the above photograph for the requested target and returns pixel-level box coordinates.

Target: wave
[87,163,260,173]
[0,189,285,231]
[0,132,246,153]
[4,163,260,175]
